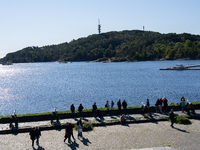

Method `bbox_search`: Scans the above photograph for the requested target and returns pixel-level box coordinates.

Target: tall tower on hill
[98,19,101,34]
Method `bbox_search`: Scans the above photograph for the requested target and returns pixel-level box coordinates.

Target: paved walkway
[0,110,199,150]
[1,110,198,131]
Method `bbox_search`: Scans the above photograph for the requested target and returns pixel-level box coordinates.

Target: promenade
[0,110,200,150]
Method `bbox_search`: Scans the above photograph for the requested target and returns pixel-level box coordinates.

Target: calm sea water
[0,60,200,116]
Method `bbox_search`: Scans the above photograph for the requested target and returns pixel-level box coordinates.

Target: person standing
[105,100,110,115]
[29,127,36,148]
[78,103,84,118]
[117,99,121,115]
[35,127,41,146]
[122,99,127,115]
[163,97,168,113]
[181,98,186,113]
[92,102,97,118]
[70,104,75,118]
[111,100,114,109]
[155,98,159,112]
[169,109,175,128]
[159,98,163,113]
[64,122,71,144]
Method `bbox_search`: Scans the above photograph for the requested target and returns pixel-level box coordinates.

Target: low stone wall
[0,104,200,124]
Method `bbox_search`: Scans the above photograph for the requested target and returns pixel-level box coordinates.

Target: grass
[168,114,192,124]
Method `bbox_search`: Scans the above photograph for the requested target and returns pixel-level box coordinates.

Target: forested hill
[1,30,200,63]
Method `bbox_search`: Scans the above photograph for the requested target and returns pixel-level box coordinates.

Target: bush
[175,116,191,124]
[74,122,94,132]
[168,102,176,106]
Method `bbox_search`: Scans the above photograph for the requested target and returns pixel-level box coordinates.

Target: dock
[160,64,200,70]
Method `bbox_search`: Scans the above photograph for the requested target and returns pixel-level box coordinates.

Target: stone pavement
[131,147,177,150]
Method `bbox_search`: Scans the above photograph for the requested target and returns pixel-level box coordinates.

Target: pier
[160,64,200,70]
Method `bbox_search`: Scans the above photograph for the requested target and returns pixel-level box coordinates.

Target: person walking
[122,99,127,115]
[169,109,175,128]
[78,103,84,118]
[29,127,36,148]
[92,102,97,118]
[105,100,110,115]
[117,99,121,115]
[69,123,75,142]
[70,103,75,118]
[35,127,41,146]
[64,122,71,144]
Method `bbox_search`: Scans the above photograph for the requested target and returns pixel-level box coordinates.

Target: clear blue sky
[0,0,200,58]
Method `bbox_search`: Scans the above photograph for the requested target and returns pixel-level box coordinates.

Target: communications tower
[98,19,101,34]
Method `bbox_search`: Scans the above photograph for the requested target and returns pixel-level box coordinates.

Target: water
[0,60,200,116]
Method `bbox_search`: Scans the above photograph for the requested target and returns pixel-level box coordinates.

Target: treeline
[1,30,200,63]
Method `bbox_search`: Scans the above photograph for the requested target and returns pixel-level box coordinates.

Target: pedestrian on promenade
[64,122,71,144]
[117,99,121,115]
[122,99,127,115]
[70,103,75,118]
[105,100,110,115]
[155,98,159,112]
[163,97,168,113]
[92,102,97,118]
[181,98,186,113]
[29,127,36,148]
[77,118,83,139]
[111,100,114,109]
[169,109,175,128]
[159,98,163,113]
[78,103,84,118]
[120,114,127,125]
[35,127,41,146]
[69,123,75,142]
[146,99,151,116]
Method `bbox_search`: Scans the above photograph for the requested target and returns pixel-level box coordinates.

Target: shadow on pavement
[173,127,189,133]
[66,140,79,150]
[81,137,91,146]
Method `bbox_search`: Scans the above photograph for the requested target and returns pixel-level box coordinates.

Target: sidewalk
[1,110,199,132]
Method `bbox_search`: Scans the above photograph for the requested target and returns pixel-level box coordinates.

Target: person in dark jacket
[92,102,97,118]
[163,97,168,113]
[169,109,175,128]
[70,104,75,118]
[69,123,75,142]
[155,98,159,112]
[78,103,84,118]
[117,99,121,115]
[29,127,36,148]
[64,122,71,144]
[122,99,127,115]
[35,127,41,146]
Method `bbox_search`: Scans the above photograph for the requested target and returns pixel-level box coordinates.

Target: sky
[0,0,200,58]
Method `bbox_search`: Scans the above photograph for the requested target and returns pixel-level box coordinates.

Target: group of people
[29,127,41,148]
[155,97,168,113]
[70,103,84,118]
[92,99,128,118]
[64,118,83,144]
